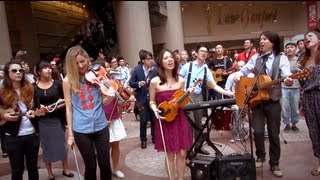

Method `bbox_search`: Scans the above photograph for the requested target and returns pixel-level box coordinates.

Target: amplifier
[189,154,216,180]
[214,153,256,180]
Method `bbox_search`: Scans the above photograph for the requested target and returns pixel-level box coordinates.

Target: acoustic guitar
[158,78,202,122]
[0,99,65,125]
[211,68,235,83]
[211,68,224,83]
[235,69,311,109]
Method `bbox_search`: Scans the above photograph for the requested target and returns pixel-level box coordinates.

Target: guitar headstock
[289,68,312,79]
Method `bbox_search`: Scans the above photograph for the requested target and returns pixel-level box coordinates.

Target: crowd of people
[0,28,319,180]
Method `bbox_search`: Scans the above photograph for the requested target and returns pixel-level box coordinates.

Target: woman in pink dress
[149,49,194,180]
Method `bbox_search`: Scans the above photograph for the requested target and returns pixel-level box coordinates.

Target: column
[164,1,184,52]
[14,2,40,67]
[115,1,153,67]
[0,1,12,65]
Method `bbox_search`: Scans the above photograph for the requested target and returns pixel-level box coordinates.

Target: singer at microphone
[257,51,272,60]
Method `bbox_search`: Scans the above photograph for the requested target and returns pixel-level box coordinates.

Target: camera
[21,51,27,55]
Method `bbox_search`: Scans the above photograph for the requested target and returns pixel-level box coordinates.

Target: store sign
[307,1,318,30]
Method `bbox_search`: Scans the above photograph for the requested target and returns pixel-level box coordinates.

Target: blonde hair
[64,45,90,92]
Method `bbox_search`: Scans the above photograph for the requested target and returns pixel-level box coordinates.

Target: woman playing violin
[62,45,115,180]
[103,61,135,178]
[149,49,194,180]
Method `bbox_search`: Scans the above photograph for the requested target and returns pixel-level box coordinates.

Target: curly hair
[0,59,33,109]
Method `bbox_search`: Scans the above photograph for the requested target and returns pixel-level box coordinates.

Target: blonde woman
[62,45,115,180]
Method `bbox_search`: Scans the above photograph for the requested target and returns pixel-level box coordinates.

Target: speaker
[214,153,256,180]
[190,154,216,180]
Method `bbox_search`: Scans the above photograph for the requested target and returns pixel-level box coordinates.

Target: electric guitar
[0,99,65,125]
[158,78,202,122]
[235,69,311,109]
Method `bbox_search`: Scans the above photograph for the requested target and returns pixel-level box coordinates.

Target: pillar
[164,1,184,52]
[115,1,153,67]
[0,1,12,65]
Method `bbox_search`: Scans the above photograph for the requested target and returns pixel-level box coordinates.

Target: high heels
[62,170,74,178]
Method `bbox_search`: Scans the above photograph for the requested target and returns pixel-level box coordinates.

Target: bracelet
[149,102,157,110]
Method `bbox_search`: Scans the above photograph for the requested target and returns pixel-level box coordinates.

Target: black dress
[34,80,68,163]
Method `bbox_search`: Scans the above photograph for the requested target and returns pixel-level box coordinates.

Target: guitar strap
[202,67,207,101]
[186,62,193,89]
[223,56,227,71]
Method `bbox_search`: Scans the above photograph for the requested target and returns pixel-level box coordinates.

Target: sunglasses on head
[9,68,24,73]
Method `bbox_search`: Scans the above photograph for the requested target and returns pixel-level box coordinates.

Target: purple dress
[154,90,192,153]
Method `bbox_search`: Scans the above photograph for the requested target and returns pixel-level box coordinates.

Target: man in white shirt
[116,57,131,88]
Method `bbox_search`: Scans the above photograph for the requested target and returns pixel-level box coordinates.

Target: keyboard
[182,99,236,111]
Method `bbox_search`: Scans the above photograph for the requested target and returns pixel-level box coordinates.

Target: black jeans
[252,100,281,167]
[74,127,111,180]
[139,102,155,142]
[6,133,40,180]
[0,126,7,154]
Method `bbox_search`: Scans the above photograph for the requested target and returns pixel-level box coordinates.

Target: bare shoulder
[150,76,160,84]
[62,77,70,87]
[178,76,185,83]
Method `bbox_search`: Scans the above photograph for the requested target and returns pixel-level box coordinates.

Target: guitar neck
[259,77,284,89]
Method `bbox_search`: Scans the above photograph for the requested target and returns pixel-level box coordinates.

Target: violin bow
[157,117,173,179]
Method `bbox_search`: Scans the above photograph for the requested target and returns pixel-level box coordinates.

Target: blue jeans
[6,133,40,180]
[281,88,300,125]
[74,127,111,180]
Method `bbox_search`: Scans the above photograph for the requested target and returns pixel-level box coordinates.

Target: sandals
[311,169,320,176]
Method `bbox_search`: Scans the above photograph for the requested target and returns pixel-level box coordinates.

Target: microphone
[257,52,272,60]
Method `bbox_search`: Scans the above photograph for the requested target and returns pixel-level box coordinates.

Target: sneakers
[113,170,124,178]
[292,125,300,132]
[284,124,291,132]
[284,124,300,132]
[271,165,283,177]
[255,158,265,168]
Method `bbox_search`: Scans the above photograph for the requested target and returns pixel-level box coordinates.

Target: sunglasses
[9,68,24,73]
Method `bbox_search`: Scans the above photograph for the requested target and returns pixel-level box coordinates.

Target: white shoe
[113,170,124,178]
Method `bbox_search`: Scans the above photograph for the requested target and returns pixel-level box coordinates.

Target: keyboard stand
[184,105,225,161]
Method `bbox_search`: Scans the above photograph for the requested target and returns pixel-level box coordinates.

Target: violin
[85,64,127,104]
[158,79,202,122]
[114,79,144,111]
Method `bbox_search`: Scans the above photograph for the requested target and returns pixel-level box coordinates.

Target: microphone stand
[238,55,268,156]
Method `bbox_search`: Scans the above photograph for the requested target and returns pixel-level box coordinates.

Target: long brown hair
[156,49,179,84]
[299,30,320,69]
[0,59,33,109]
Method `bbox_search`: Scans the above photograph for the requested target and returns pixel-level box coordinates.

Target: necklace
[79,82,94,110]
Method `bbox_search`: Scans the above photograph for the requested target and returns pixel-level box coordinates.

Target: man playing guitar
[207,44,233,100]
[234,31,293,178]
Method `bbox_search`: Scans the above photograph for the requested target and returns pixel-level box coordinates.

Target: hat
[53,57,61,62]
